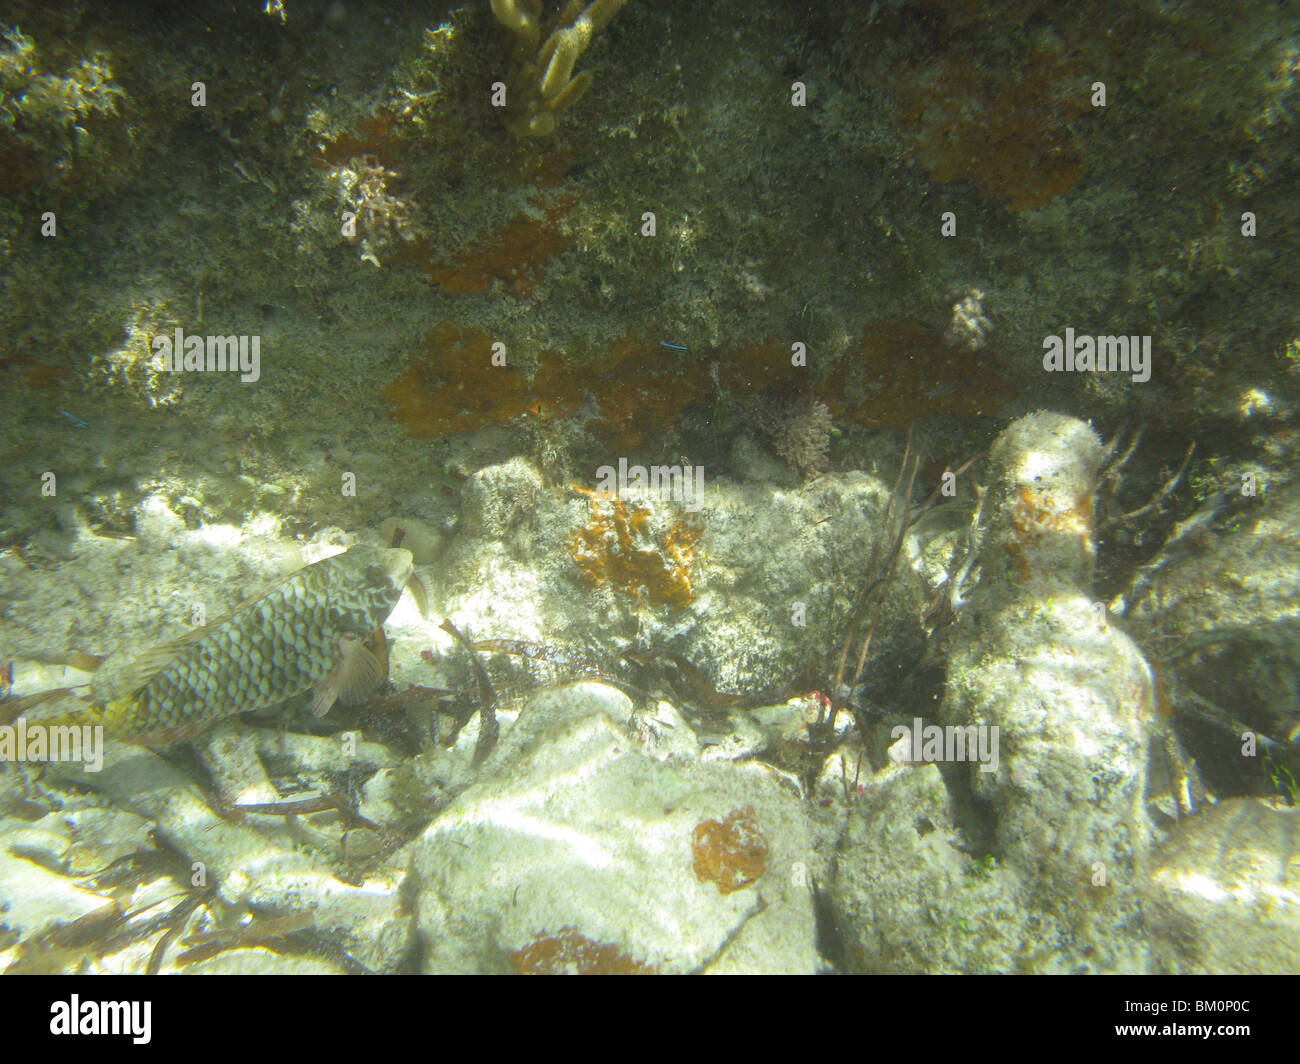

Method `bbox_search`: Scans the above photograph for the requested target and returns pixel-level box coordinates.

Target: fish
[10,546,415,745]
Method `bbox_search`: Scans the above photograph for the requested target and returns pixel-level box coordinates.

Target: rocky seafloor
[1,412,1297,974]
[3,0,1300,974]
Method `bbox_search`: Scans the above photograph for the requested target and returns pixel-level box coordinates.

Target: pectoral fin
[405,573,430,620]
[310,630,389,717]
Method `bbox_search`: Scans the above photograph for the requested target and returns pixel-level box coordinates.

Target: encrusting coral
[509,927,656,974]
[692,807,769,895]
[491,0,630,137]
[567,488,702,609]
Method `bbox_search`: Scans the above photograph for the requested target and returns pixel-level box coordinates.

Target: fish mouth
[377,546,415,587]
[350,545,414,588]
[335,544,414,590]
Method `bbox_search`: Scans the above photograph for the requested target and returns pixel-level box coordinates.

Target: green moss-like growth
[0,25,124,189]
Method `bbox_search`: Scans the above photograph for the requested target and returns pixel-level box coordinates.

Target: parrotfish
[9,546,416,745]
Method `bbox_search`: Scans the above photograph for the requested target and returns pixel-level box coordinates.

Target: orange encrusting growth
[381,325,542,439]
[1003,485,1095,580]
[384,319,1010,446]
[382,329,714,449]
[567,488,703,609]
[313,110,407,170]
[896,48,1090,211]
[827,319,1012,426]
[692,806,769,895]
[509,927,656,974]
[420,195,577,297]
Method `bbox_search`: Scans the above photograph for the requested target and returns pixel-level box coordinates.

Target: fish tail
[0,689,111,732]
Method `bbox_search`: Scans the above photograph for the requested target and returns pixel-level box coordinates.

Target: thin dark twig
[440,618,499,765]
[1110,441,1197,526]
[146,891,208,975]
[831,433,915,696]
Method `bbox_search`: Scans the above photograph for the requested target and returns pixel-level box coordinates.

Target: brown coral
[567,488,702,609]
[509,926,656,974]
[897,48,1090,211]
[692,806,769,895]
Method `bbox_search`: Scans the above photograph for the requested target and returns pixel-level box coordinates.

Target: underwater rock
[749,695,853,748]
[0,818,116,946]
[832,763,1023,974]
[195,723,280,805]
[434,458,922,702]
[944,411,1151,883]
[180,948,347,975]
[377,516,447,565]
[458,457,544,540]
[133,495,187,547]
[0,523,319,667]
[39,806,156,875]
[833,412,1156,972]
[47,743,412,973]
[730,432,798,488]
[1142,798,1300,974]
[409,682,819,974]
[1119,483,1300,786]
[252,726,399,776]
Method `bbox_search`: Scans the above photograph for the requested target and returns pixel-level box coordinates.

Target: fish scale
[51,545,417,743]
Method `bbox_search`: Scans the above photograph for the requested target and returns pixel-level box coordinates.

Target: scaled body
[26,546,413,744]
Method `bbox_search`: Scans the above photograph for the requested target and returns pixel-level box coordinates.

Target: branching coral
[491,0,630,137]
[329,154,419,266]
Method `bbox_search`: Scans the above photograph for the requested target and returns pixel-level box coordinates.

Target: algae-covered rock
[832,764,1023,974]
[1120,483,1300,790]
[435,457,923,701]
[1142,798,1300,974]
[410,682,819,974]
[833,412,1157,972]
[944,412,1151,883]
[47,742,412,974]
